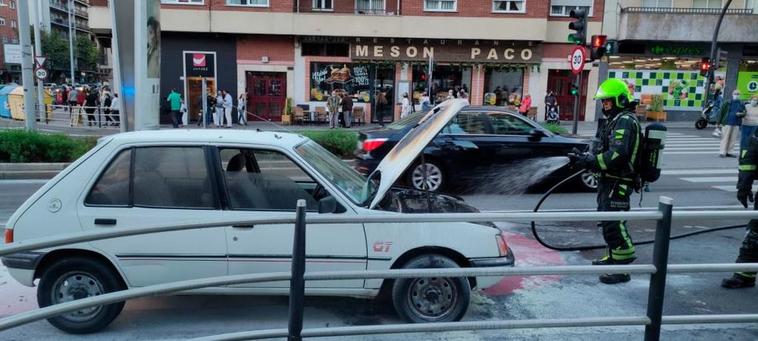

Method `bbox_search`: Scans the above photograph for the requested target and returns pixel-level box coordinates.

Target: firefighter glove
[568,148,596,170]
[737,187,754,208]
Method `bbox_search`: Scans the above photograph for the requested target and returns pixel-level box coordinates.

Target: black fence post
[288,199,307,341]
[644,196,674,341]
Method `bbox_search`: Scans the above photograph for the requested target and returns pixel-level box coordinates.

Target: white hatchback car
[2,100,514,333]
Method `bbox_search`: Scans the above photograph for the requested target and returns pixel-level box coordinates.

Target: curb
[0,163,69,180]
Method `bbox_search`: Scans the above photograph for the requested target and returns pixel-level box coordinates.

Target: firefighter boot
[721,274,756,289]
[592,251,633,284]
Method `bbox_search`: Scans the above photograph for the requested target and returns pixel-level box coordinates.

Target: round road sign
[569,46,586,75]
[35,68,48,81]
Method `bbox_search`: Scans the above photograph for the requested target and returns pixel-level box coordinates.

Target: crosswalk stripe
[681,176,736,183]
[711,185,757,193]
[666,151,738,155]
[662,169,735,175]
[666,147,738,151]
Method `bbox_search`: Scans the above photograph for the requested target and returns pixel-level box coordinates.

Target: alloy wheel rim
[411,163,442,191]
[407,277,457,321]
[581,172,598,189]
[51,271,105,322]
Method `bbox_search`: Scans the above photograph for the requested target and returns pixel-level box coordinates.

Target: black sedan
[354,106,596,193]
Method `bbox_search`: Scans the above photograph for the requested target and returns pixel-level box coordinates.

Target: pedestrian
[420,91,431,112]
[741,96,758,151]
[84,88,99,126]
[568,78,642,284]
[215,91,224,126]
[326,90,341,129]
[102,89,113,126]
[401,92,412,119]
[723,127,758,289]
[110,93,120,127]
[711,89,724,137]
[519,94,532,117]
[376,89,388,127]
[717,90,746,158]
[223,90,233,128]
[237,92,247,125]
[341,91,353,128]
[180,98,188,126]
[446,89,455,101]
[167,88,182,128]
[207,90,216,126]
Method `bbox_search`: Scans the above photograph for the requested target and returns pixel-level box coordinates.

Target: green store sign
[649,45,705,56]
[737,71,758,100]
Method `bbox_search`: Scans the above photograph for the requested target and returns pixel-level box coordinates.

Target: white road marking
[662,169,735,175]
[711,185,758,193]
[681,176,738,183]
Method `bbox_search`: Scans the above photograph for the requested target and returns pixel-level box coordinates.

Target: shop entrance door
[185,77,216,124]
[246,72,286,121]
[547,70,588,121]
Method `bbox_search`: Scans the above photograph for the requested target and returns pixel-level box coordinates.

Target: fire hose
[530,170,746,252]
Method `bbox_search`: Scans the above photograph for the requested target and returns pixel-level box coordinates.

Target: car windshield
[386,111,425,130]
[295,140,377,206]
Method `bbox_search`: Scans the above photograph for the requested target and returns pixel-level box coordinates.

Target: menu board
[310,62,372,102]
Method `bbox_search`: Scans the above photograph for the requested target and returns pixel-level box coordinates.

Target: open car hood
[368,99,468,209]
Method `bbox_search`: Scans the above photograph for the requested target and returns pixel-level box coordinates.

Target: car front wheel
[391,254,471,323]
[577,171,599,192]
[408,161,445,192]
[37,257,125,334]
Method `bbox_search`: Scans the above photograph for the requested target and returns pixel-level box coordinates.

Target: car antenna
[242,109,296,134]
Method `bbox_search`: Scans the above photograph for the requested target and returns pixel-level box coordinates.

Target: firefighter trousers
[735,219,758,279]
[597,178,636,262]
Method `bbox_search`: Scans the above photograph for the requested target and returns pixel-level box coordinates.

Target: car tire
[391,254,471,323]
[576,171,599,192]
[37,257,125,334]
[407,160,445,192]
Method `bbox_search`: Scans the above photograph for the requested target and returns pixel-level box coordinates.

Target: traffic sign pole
[568,46,586,135]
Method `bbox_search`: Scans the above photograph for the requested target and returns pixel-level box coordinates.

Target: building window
[312,0,332,10]
[493,0,525,13]
[1,37,7,44]
[0,18,6,26]
[692,0,723,8]
[550,5,591,16]
[642,0,672,7]
[160,0,204,4]
[9,1,14,9]
[424,0,456,11]
[356,0,384,13]
[226,0,269,6]
[10,20,15,28]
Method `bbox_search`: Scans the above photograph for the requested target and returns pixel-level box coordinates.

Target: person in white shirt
[223,90,233,128]
[215,91,224,126]
[237,92,247,125]
[109,93,120,127]
[401,92,412,119]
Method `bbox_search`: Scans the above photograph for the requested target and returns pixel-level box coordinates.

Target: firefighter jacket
[593,111,642,183]
[738,131,758,191]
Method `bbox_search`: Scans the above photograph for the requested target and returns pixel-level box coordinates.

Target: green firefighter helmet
[595,78,633,109]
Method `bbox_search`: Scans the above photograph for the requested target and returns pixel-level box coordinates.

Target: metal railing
[36,104,120,128]
[621,7,754,14]
[1,197,758,341]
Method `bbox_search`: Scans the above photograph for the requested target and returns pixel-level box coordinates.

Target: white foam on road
[681,176,739,183]
[662,169,736,175]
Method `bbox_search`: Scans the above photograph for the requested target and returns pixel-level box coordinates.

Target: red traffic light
[700,57,711,76]
[591,35,607,49]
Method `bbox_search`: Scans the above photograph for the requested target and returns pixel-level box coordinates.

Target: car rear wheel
[37,257,125,334]
[391,254,470,323]
[576,171,599,192]
[408,161,445,192]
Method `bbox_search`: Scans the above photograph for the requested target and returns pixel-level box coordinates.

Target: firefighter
[722,129,758,289]
[569,78,641,284]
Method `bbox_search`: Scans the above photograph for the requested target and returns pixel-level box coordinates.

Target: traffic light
[568,9,587,45]
[570,83,579,96]
[700,57,711,76]
[590,35,607,61]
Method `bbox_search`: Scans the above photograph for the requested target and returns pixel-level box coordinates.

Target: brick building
[90,0,606,124]
[0,0,19,83]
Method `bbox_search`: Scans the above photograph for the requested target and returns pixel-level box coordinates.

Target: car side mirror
[318,196,338,214]
[529,129,546,141]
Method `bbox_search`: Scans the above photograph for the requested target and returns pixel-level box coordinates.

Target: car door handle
[94,218,117,226]
[232,224,255,229]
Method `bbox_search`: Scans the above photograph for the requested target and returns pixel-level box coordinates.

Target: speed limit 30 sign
[569,46,587,75]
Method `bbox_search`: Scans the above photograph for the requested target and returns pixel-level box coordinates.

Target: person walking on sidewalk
[110,93,120,127]
[341,92,353,128]
[718,90,746,158]
[237,92,247,125]
[326,90,341,129]
[741,96,758,152]
[223,90,233,128]
[167,89,182,128]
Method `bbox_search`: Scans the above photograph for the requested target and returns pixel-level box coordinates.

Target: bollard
[644,196,673,341]
[287,200,307,341]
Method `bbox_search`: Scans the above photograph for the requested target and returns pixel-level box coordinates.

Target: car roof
[107,129,308,148]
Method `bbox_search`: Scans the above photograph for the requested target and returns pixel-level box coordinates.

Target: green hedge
[540,122,568,135]
[0,130,96,163]
[297,130,358,158]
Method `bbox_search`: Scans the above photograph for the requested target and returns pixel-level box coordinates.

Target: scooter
[546,104,560,124]
[695,102,717,130]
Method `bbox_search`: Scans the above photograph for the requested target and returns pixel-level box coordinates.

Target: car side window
[133,147,215,209]
[85,149,131,206]
[219,148,319,211]
[489,113,535,136]
[442,112,488,135]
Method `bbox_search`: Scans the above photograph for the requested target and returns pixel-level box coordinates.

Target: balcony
[618,7,757,43]
[296,0,398,15]
[296,6,398,15]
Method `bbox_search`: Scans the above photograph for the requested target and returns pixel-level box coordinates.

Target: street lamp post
[67,0,75,85]
[702,0,733,110]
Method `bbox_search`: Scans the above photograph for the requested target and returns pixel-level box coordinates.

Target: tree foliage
[40,31,101,80]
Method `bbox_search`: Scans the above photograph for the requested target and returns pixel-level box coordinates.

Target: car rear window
[85,149,131,206]
[132,147,215,209]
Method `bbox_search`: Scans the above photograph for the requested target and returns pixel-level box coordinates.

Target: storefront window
[413,64,472,105]
[373,64,395,123]
[310,62,372,102]
[483,67,524,106]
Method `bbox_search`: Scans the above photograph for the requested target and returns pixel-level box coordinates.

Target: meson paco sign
[352,41,541,63]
